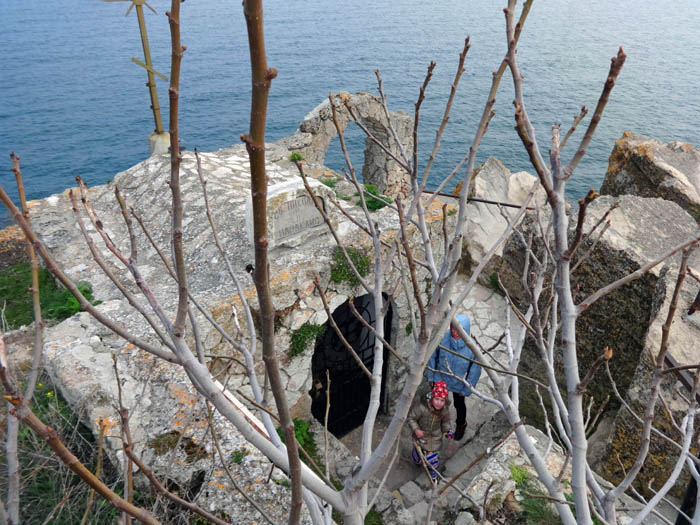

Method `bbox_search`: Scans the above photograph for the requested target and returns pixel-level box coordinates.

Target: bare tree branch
[559,105,589,151]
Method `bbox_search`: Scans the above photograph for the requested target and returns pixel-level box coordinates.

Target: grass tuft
[330,246,369,287]
[289,322,325,357]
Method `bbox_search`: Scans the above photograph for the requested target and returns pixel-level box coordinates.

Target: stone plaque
[245,178,333,249]
[270,193,325,243]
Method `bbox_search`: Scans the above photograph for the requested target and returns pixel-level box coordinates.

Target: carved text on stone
[271,195,325,242]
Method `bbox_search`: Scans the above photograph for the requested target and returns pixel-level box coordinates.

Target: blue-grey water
[1,1,699,228]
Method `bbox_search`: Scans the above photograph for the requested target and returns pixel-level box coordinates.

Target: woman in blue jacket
[426,314,481,440]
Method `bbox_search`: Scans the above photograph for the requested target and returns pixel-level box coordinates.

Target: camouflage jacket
[407,398,451,451]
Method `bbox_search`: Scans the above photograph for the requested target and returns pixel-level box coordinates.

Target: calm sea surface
[1,1,699,227]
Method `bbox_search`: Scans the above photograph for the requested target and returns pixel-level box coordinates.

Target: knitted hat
[432,380,448,399]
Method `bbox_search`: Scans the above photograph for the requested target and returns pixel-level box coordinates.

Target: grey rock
[461,157,545,281]
[601,133,700,220]
[26,137,453,523]
[398,480,424,509]
[402,501,429,524]
[454,511,477,525]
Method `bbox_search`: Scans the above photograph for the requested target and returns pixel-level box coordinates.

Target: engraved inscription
[271,195,324,242]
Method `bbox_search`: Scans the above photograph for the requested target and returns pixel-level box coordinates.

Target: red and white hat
[432,380,448,399]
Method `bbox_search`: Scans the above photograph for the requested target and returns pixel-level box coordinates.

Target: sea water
[1,0,699,227]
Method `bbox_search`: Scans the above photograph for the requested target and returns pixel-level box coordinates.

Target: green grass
[509,465,601,525]
[510,464,530,486]
[0,262,99,329]
[277,419,319,466]
[330,246,370,287]
[356,184,392,211]
[489,272,500,292]
[273,476,291,488]
[510,464,560,525]
[2,373,128,524]
[231,447,249,464]
[320,177,337,189]
[289,322,326,357]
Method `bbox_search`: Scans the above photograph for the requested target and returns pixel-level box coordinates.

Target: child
[408,380,454,482]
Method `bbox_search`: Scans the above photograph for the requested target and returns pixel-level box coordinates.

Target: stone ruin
[10,104,451,522]
[4,96,700,525]
[278,91,414,199]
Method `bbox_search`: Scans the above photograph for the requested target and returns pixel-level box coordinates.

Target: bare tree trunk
[241,1,303,523]
[4,413,19,525]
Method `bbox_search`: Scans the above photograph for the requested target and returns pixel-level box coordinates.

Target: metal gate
[310,294,392,437]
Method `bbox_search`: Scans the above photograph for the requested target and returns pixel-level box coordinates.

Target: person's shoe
[454,422,467,440]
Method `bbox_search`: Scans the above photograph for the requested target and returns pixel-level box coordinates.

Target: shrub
[289,322,325,357]
[330,246,369,287]
[510,464,560,525]
[276,418,320,470]
[510,464,530,486]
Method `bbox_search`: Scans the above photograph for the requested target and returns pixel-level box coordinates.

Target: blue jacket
[426,314,481,396]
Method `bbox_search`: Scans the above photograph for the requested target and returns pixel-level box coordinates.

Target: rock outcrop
[584,200,700,498]
[459,157,545,282]
[601,132,700,220]
[9,109,700,521]
[493,190,700,499]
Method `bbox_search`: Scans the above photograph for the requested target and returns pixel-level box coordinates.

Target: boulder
[601,132,700,220]
[397,480,423,509]
[585,199,700,498]
[460,158,545,284]
[499,192,700,499]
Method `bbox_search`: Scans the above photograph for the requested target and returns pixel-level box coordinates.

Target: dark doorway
[310,294,392,438]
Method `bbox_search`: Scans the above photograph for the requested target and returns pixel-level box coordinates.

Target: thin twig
[204,404,276,524]
[439,422,520,495]
[421,37,471,187]
[312,275,372,379]
[0,343,160,524]
[559,105,589,151]
[40,489,74,525]
[375,69,412,169]
[80,419,106,525]
[0,184,179,364]
[347,297,407,368]
[435,343,547,389]
[578,235,700,313]
[564,48,627,180]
